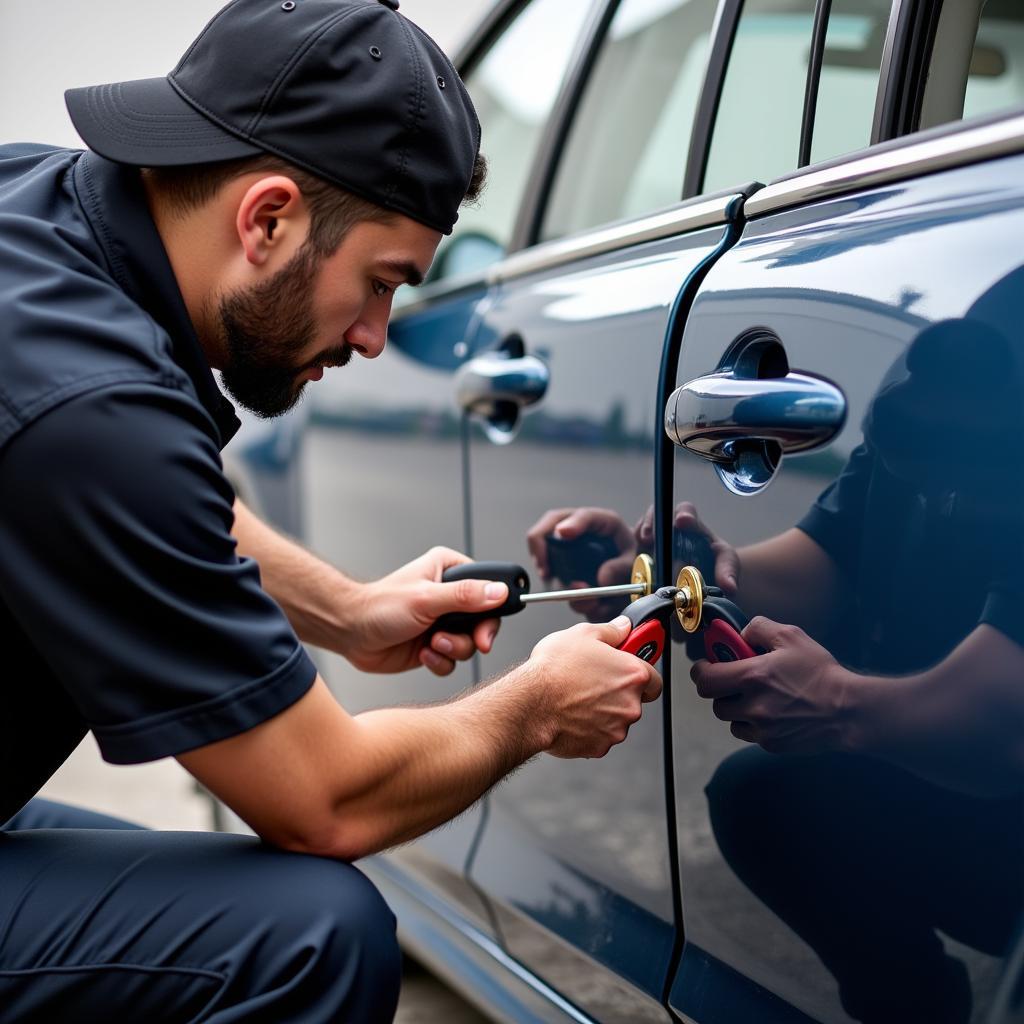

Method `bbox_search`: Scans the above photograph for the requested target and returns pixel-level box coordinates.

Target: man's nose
[345,310,388,359]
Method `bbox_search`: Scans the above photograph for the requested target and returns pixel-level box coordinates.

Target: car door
[459,1,744,1019]
[303,0,595,937]
[665,3,1024,1022]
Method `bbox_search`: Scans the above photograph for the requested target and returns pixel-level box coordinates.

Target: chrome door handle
[456,351,549,443]
[665,370,846,494]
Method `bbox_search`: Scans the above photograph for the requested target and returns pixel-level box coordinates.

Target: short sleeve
[796,441,876,585]
[0,384,316,764]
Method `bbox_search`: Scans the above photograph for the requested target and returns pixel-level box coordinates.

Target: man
[0,1,662,1020]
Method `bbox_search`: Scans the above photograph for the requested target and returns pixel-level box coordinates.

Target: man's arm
[692,619,1024,797]
[669,500,848,639]
[231,498,506,675]
[733,528,847,639]
[180,619,662,860]
[231,497,358,650]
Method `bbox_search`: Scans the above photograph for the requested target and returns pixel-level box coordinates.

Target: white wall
[0,0,495,149]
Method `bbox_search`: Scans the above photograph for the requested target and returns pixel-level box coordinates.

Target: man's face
[218,214,440,418]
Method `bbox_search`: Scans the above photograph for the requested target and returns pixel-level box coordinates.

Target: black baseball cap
[65,0,480,235]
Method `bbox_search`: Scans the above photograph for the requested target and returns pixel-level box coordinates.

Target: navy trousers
[707,749,1024,1024]
[0,799,401,1022]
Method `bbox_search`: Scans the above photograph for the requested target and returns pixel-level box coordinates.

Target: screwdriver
[435,560,760,665]
[433,560,647,636]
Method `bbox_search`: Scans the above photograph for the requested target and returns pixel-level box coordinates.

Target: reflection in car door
[464,192,748,1023]
[667,125,1024,1024]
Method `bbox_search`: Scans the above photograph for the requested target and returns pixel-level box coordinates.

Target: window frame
[390,0,614,319]
[397,0,996,324]
[871,0,942,142]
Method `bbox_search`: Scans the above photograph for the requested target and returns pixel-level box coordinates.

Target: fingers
[565,581,602,618]
[712,695,746,722]
[419,647,455,676]
[423,545,472,573]
[690,657,750,699]
[672,501,705,534]
[430,631,479,662]
[424,577,509,620]
[527,507,634,580]
[527,508,575,578]
[742,615,793,650]
[551,507,625,540]
[730,721,757,744]
[715,547,740,595]
[593,615,633,647]
[596,553,634,587]
[635,506,655,548]
[471,618,500,654]
[641,666,663,703]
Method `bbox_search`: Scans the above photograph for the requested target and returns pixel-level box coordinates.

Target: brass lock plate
[675,565,705,632]
[631,554,654,600]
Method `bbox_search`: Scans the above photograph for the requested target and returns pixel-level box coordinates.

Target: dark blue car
[263,1,1024,1020]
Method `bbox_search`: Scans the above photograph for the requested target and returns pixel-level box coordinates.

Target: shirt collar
[73,151,241,449]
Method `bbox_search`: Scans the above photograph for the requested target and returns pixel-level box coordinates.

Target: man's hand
[182,618,664,861]
[342,546,509,676]
[526,617,663,758]
[639,501,739,596]
[526,507,639,620]
[690,616,853,754]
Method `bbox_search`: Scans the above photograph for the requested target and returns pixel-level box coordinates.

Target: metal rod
[520,583,647,604]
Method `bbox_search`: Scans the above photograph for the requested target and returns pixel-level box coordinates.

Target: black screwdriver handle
[432,561,531,635]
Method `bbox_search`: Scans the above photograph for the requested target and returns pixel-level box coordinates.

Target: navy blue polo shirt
[0,145,317,822]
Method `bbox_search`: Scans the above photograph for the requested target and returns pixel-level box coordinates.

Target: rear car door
[303,0,594,937]
[665,3,1024,1021]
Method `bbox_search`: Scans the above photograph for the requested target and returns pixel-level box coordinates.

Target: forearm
[735,528,846,639]
[846,625,1024,797]
[338,669,544,854]
[181,672,548,861]
[232,498,358,650]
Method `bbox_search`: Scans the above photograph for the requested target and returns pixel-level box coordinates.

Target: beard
[217,242,352,418]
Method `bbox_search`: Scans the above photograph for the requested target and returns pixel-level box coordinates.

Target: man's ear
[235,175,308,266]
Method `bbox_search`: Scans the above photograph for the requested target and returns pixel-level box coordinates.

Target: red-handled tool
[617,588,683,663]
[702,598,757,663]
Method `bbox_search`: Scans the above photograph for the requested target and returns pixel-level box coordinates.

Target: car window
[428,0,593,284]
[702,0,817,193]
[809,0,890,164]
[540,0,719,243]
[964,1,1024,120]
[922,0,1024,131]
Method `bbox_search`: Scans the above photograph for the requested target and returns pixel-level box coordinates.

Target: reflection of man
[530,307,1024,1022]
[0,3,662,1020]
[691,313,1024,1023]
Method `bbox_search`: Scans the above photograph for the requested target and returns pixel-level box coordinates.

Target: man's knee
[259,851,402,1019]
[705,747,782,859]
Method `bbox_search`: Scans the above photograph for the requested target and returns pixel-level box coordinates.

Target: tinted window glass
[702,0,816,193]
[541,0,718,242]
[922,0,1024,131]
[429,0,592,284]
[963,1,1024,121]
[809,0,889,164]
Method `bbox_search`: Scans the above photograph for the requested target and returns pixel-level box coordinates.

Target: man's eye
[372,280,395,298]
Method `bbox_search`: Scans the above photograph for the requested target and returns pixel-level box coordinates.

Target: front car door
[667,2,1024,1020]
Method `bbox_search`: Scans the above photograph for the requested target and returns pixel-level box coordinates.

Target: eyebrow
[378,259,425,288]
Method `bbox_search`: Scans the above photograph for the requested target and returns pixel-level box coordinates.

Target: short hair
[143,151,488,256]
